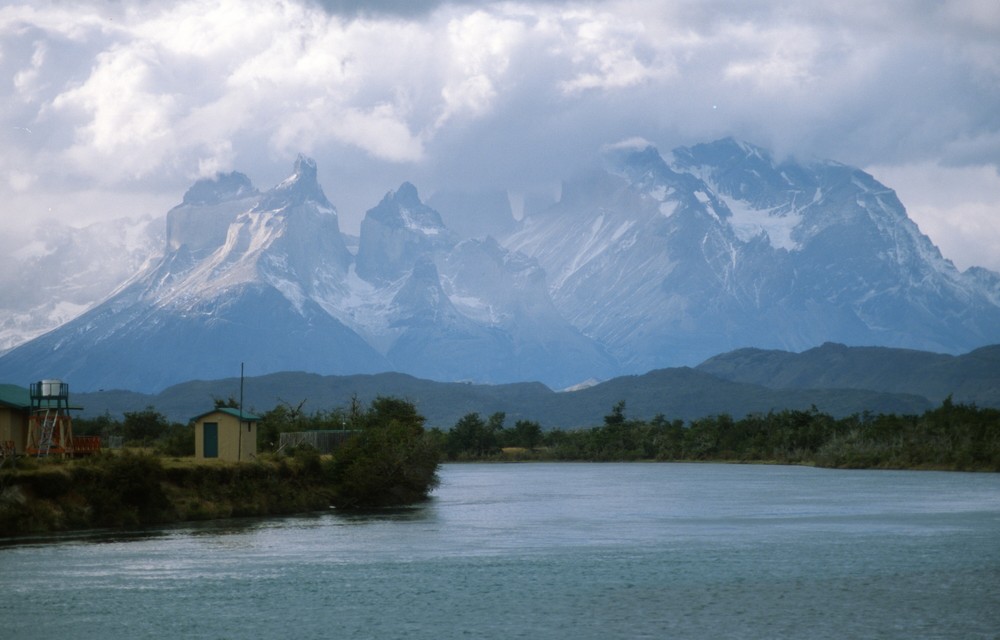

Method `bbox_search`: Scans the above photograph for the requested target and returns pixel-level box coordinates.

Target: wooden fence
[278,430,360,454]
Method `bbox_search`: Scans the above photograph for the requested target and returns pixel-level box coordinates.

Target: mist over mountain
[0,215,163,353]
[425,189,518,240]
[507,138,1000,369]
[1,138,998,394]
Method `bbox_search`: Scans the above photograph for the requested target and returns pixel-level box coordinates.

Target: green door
[203,422,218,458]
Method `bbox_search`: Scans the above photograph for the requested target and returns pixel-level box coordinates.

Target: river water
[2,463,999,639]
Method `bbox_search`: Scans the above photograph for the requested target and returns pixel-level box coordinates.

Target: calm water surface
[2,463,999,639]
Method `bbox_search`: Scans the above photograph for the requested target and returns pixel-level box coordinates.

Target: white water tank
[37,379,68,398]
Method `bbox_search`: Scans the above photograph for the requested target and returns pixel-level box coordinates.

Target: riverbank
[437,400,1000,471]
[0,449,369,537]
[460,447,991,472]
[2,397,443,538]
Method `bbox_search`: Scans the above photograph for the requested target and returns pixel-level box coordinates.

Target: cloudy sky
[2,0,999,270]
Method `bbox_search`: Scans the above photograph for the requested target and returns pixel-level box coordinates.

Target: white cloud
[196,140,235,178]
[12,40,47,98]
[436,10,524,126]
[556,8,676,94]
[602,136,655,152]
[270,99,424,162]
[50,42,179,179]
[867,162,1000,272]
[7,169,36,191]
[720,23,821,89]
[133,0,286,59]
[0,0,995,268]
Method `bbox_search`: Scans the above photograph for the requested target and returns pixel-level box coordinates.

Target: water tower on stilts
[26,379,75,457]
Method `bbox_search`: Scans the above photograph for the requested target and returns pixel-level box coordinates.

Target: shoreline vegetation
[2,396,997,538]
[0,397,440,537]
[434,397,1000,471]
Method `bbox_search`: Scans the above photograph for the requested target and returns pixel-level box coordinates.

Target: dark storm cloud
[310,0,574,19]
[312,0,450,18]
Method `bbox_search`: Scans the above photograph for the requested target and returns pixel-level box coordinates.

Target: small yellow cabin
[193,408,259,462]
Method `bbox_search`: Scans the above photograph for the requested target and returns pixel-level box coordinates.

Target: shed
[192,407,260,462]
[1,382,94,459]
[0,384,31,457]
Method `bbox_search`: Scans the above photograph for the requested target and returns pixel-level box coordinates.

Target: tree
[508,420,543,450]
[122,406,170,445]
[257,399,308,451]
[213,395,240,409]
[328,396,440,508]
[604,400,627,427]
[445,412,501,459]
[157,424,195,457]
[73,411,122,438]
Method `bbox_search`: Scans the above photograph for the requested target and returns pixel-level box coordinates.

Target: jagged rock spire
[253,154,333,212]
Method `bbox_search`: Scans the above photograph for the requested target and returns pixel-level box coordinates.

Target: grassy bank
[0,449,344,536]
[1,396,441,538]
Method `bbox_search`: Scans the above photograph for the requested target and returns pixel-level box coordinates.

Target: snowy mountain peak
[599,140,721,223]
[356,182,455,284]
[602,140,673,183]
[369,182,446,231]
[602,138,660,167]
[673,137,773,167]
[253,154,332,213]
[181,171,258,206]
[669,138,943,260]
[392,181,422,207]
[159,154,354,311]
[672,137,796,198]
[168,172,263,256]
[294,153,316,174]
[277,153,318,188]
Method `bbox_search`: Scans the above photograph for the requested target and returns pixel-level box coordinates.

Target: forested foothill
[65,343,1000,446]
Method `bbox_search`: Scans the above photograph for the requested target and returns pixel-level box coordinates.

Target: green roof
[0,384,31,410]
[191,407,262,423]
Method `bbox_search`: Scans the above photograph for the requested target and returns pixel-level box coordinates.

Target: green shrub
[26,468,73,499]
[289,445,323,478]
[75,451,171,527]
[331,423,440,509]
[157,424,195,457]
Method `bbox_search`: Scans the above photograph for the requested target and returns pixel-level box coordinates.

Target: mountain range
[69,343,998,428]
[1,138,999,394]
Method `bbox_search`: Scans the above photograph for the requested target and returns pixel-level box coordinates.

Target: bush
[289,445,323,478]
[158,424,195,457]
[25,467,74,499]
[74,451,172,527]
[329,397,440,509]
[122,407,172,445]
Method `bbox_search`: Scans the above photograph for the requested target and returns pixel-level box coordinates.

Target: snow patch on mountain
[718,193,802,250]
[318,264,404,353]
[400,206,443,236]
